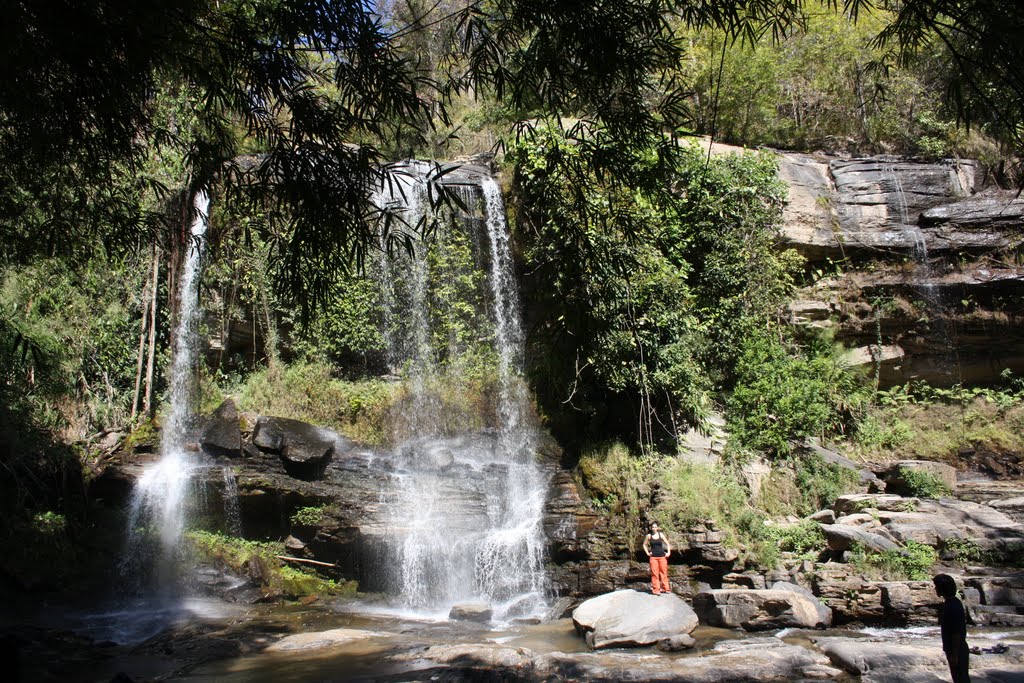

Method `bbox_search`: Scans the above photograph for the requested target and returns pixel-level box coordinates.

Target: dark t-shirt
[939,597,967,654]
[649,534,667,557]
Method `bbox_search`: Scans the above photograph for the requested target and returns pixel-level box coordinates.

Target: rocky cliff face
[779,152,1024,386]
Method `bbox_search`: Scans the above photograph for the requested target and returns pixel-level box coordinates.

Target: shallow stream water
[19,595,1024,682]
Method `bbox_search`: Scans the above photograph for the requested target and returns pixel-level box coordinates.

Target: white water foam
[122,189,210,586]
[370,167,550,622]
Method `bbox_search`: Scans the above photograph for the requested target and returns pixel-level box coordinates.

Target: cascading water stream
[884,163,958,383]
[476,177,547,614]
[481,178,528,457]
[222,467,243,537]
[122,189,210,587]
[371,167,549,620]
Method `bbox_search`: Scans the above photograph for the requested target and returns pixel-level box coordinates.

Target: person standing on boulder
[933,573,970,683]
[643,522,671,595]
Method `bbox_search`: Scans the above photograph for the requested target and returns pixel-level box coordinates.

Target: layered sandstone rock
[777,151,1024,387]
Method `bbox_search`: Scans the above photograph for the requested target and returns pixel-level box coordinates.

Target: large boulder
[804,439,885,491]
[770,581,832,628]
[833,493,1024,552]
[833,493,919,514]
[572,589,698,649]
[539,638,841,682]
[881,460,957,496]
[819,523,901,553]
[692,587,831,631]
[200,399,242,458]
[252,416,335,481]
[449,603,492,623]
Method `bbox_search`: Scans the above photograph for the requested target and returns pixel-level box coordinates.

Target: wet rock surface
[449,603,493,623]
[16,607,1024,683]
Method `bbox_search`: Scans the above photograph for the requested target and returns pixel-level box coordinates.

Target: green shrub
[727,331,869,458]
[849,540,938,580]
[576,442,658,549]
[657,461,755,534]
[854,413,914,450]
[186,529,280,567]
[276,565,352,597]
[290,505,328,527]
[793,453,861,515]
[942,537,986,565]
[767,520,827,557]
[32,511,68,536]
[899,467,952,499]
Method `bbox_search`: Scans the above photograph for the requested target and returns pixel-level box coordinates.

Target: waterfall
[122,189,210,585]
[222,467,243,537]
[371,166,549,620]
[477,178,547,612]
[481,178,528,457]
[884,162,958,384]
[372,164,441,432]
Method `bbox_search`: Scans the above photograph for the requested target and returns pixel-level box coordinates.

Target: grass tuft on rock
[185,530,356,599]
[848,540,938,580]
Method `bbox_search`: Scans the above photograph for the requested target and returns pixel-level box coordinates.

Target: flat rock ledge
[573,589,699,649]
[265,628,383,652]
[814,635,1024,683]
[407,639,843,682]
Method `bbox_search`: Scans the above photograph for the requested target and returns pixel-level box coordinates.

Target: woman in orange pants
[643,522,672,594]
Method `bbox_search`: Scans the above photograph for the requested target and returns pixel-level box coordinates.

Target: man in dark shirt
[933,573,970,683]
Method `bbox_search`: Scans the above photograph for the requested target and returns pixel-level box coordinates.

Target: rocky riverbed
[8,595,1024,682]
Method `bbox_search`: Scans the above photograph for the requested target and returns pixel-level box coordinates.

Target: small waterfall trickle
[884,162,959,384]
[222,467,243,537]
[370,166,550,621]
[122,189,210,588]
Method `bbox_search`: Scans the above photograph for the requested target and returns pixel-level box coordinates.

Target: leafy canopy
[2,0,1022,309]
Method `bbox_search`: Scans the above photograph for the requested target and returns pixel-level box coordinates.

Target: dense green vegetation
[679,4,999,160]
[514,128,803,447]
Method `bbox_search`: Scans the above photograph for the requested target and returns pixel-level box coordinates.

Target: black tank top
[650,534,667,557]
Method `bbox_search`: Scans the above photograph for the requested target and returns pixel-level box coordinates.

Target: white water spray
[123,189,209,580]
[371,167,550,620]
[477,177,548,612]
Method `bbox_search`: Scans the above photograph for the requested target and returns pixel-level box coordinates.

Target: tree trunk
[855,65,871,144]
[259,281,279,368]
[131,245,155,420]
[143,248,161,418]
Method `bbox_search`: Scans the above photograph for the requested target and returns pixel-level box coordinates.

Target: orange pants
[649,556,670,594]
